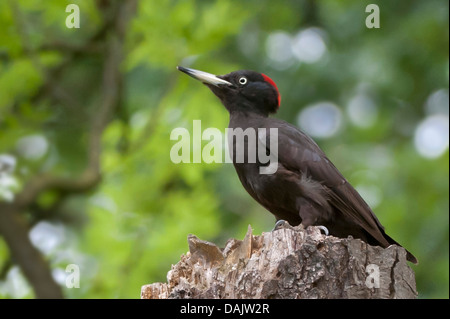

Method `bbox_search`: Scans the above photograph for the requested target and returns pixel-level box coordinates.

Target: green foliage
[0,0,448,299]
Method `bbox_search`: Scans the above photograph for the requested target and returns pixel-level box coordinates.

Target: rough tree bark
[141,224,417,299]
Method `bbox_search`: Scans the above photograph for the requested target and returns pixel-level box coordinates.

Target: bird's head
[177,66,281,116]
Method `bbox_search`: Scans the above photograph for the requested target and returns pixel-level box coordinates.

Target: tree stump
[141,224,417,299]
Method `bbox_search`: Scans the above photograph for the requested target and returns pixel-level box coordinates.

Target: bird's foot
[296,224,328,235]
[316,225,329,236]
[272,219,287,231]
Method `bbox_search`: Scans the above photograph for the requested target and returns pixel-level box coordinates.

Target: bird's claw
[272,219,287,231]
[316,225,329,236]
[273,221,328,236]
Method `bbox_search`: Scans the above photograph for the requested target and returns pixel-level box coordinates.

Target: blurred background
[0,0,448,299]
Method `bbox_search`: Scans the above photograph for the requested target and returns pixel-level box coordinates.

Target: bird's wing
[261,120,388,243]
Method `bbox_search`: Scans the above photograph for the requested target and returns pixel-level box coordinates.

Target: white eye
[239,77,247,85]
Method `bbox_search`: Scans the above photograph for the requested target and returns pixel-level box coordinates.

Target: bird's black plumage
[177,66,417,264]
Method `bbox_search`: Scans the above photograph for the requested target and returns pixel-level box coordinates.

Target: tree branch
[0,203,64,298]
[0,0,137,298]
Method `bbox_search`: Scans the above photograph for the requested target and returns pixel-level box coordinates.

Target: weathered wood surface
[141,224,417,299]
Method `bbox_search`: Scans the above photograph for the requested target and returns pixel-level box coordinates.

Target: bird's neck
[228,110,269,129]
[229,109,269,121]
[222,95,270,118]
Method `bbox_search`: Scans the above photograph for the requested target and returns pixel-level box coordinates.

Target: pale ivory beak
[177,66,233,87]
